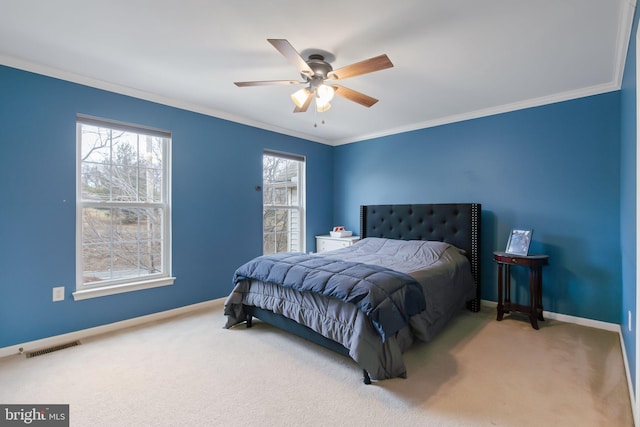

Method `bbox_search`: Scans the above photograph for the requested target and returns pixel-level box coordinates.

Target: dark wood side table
[493,251,549,330]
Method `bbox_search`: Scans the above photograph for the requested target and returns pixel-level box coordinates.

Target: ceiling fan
[234,39,394,113]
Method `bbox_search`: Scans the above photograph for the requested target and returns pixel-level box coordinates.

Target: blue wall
[333,93,622,323]
[0,65,334,348]
[621,6,639,395]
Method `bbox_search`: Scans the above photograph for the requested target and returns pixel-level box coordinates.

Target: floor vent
[25,341,80,358]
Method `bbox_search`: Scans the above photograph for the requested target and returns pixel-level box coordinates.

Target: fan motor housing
[304,54,333,80]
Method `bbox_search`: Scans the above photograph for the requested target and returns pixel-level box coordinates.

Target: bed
[224,203,481,383]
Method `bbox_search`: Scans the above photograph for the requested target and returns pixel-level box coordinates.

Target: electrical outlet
[629,310,633,332]
[52,286,65,302]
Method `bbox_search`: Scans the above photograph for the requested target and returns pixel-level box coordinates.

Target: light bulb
[291,88,311,108]
[316,84,335,104]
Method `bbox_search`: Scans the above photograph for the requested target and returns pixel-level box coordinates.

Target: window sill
[72,276,176,301]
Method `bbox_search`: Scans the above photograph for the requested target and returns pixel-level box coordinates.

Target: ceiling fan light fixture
[315,100,332,112]
[316,84,335,103]
[291,87,311,108]
[313,84,334,112]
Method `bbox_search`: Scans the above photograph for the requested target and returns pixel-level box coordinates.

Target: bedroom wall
[0,65,334,348]
[620,5,639,396]
[333,92,622,324]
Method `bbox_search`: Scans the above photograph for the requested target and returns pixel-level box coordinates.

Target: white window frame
[263,150,306,254]
[74,115,174,300]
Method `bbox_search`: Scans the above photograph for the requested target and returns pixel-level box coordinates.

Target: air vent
[25,341,80,358]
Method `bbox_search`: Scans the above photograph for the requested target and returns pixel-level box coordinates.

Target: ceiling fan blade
[234,80,306,87]
[267,39,314,77]
[332,85,379,108]
[293,90,314,113]
[327,54,394,80]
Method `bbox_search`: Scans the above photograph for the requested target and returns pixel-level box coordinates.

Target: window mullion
[109,206,114,281]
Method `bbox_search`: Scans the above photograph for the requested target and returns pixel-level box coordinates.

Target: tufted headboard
[360,203,481,312]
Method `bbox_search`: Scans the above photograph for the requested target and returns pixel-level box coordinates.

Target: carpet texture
[0,301,633,426]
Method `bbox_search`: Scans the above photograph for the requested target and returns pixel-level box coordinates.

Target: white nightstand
[315,235,360,252]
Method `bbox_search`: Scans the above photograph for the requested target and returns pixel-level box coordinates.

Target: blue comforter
[233,253,426,342]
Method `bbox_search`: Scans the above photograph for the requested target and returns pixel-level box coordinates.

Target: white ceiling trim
[613,0,638,85]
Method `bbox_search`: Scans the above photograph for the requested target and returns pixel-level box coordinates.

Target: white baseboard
[618,331,639,426]
[480,299,620,331]
[0,298,225,359]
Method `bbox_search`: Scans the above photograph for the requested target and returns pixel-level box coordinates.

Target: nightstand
[315,235,360,252]
[493,251,549,330]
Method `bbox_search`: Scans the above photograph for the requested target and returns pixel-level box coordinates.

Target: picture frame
[505,229,533,256]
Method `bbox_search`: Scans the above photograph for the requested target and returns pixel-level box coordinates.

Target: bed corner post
[363,369,371,385]
[469,203,481,312]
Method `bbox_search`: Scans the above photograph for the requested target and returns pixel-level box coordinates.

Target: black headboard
[360,203,481,312]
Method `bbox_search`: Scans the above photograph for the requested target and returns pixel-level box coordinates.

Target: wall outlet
[628,310,633,332]
[52,286,65,302]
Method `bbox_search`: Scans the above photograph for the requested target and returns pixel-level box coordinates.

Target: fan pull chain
[313,107,326,128]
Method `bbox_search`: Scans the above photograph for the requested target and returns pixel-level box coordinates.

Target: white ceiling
[0,1,635,146]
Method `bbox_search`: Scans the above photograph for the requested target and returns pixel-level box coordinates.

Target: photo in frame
[505,229,533,256]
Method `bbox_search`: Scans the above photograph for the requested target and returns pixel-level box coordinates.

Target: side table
[493,251,549,330]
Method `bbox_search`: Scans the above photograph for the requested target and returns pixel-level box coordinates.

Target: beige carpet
[0,301,633,426]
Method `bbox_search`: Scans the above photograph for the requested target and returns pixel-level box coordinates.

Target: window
[75,115,173,300]
[263,150,305,254]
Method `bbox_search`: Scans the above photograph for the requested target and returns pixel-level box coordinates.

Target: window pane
[263,158,299,207]
[139,135,163,202]
[263,184,273,205]
[80,125,112,202]
[263,208,276,254]
[273,187,287,204]
[80,125,165,204]
[80,125,111,164]
[139,166,162,202]
[110,164,139,201]
[81,162,111,201]
[262,207,301,254]
[263,209,275,234]
[81,207,163,285]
